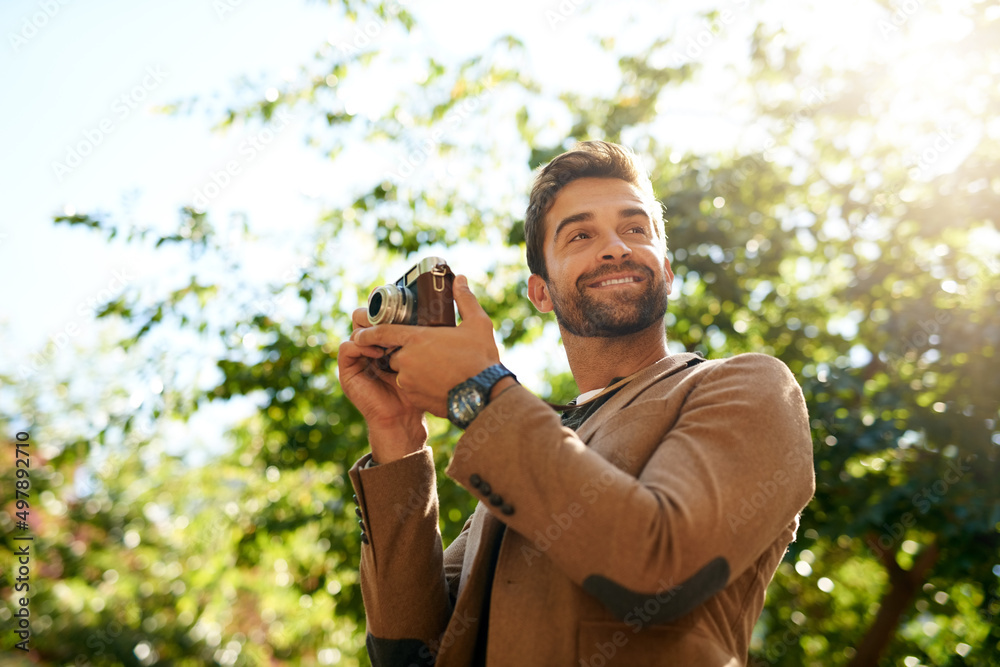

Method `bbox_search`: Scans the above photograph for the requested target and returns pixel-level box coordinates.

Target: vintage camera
[367,256,456,327]
[367,256,455,371]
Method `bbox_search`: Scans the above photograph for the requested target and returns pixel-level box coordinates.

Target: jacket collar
[574,352,704,443]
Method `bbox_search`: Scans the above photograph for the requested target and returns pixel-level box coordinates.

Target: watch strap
[470,363,516,395]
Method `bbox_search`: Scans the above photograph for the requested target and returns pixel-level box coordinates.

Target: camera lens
[368,292,383,318]
[367,284,414,325]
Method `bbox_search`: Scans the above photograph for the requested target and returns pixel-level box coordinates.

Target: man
[337,140,815,666]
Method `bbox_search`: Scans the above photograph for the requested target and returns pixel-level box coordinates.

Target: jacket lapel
[575,353,702,443]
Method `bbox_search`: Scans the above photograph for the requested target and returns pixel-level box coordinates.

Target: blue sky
[0,0,336,359]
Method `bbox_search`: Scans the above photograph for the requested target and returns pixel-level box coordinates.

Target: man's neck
[562,323,670,394]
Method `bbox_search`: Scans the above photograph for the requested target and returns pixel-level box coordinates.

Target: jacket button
[354,506,363,519]
[489,493,503,506]
[361,533,369,545]
[479,481,492,495]
[500,504,514,516]
[470,473,482,487]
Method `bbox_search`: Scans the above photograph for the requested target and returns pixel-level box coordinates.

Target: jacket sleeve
[349,447,469,666]
[444,353,816,623]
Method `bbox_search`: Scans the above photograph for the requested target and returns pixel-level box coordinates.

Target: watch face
[449,385,485,425]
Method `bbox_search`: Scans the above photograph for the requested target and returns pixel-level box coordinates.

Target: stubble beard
[548,262,669,338]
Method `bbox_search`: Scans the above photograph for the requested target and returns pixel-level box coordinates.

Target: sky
[1,0,333,359]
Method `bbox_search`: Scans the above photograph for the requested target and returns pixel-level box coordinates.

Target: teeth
[598,277,636,287]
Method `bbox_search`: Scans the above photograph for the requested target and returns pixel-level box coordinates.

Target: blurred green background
[2,0,999,664]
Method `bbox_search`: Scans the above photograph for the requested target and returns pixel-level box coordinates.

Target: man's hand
[353,275,501,419]
[337,306,429,463]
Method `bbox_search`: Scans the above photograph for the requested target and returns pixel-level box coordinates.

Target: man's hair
[524,140,666,281]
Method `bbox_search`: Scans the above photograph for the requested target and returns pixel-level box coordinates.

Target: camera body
[367,256,456,327]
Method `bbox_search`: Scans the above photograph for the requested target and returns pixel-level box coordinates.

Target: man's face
[527,177,674,338]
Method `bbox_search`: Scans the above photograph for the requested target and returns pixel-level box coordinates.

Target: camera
[367,256,455,372]
[367,256,456,327]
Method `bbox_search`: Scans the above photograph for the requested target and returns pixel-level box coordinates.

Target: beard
[547,260,669,338]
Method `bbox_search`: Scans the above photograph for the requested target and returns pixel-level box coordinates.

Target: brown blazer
[348,352,816,666]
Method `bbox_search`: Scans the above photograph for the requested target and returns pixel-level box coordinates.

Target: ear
[527,273,553,313]
[663,255,675,293]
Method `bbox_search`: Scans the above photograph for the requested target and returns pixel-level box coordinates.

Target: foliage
[2,0,998,665]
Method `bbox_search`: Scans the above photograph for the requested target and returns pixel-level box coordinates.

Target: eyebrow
[552,207,650,242]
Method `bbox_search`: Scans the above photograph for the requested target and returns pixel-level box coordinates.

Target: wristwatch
[446,363,517,429]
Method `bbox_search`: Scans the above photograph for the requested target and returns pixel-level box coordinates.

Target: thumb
[454,275,488,325]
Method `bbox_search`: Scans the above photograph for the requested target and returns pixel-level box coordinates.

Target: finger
[354,323,413,348]
[339,341,399,388]
[370,361,400,385]
[344,324,385,360]
[351,307,371,332]
[382,346,401,368]
[338,340,385,366]
[336,341,375,385]
[453,275,491,327]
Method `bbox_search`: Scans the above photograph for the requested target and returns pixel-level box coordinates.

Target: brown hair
[524,140,666,280]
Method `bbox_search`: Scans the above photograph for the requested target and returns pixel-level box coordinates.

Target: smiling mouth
[591,275,644,288]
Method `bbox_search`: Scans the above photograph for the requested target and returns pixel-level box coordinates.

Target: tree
[2,0,997,664]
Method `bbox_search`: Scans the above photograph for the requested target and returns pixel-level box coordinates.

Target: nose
[598,232,631,261]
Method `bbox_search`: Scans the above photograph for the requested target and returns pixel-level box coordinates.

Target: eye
[626,226,648,235]
[568,231,590,242]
